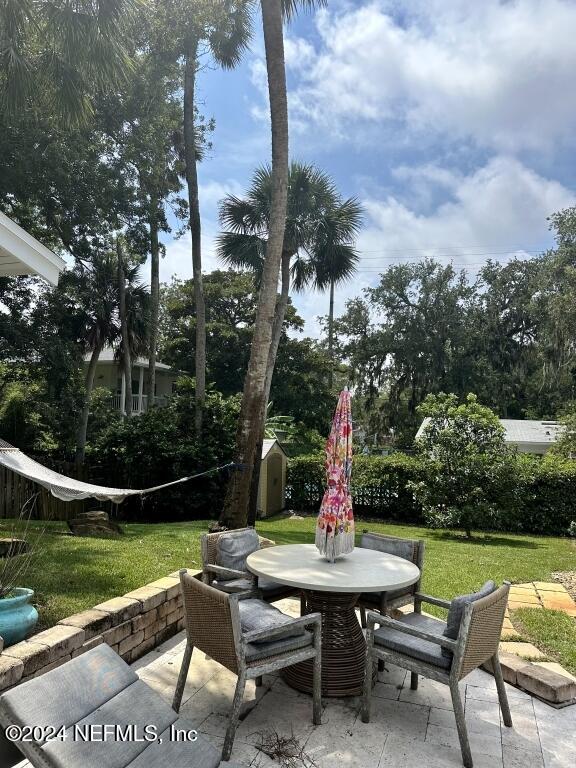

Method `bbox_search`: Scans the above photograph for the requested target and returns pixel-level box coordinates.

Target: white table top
[246,543,420,594]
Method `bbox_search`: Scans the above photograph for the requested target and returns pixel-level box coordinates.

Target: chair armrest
[414,592,451,610]
[203,563,253,581]
[242,612,321,644]
[366,610,457,651]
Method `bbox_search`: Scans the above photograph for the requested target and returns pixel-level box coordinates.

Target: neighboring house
[498,419,562,455]
[86,348,179,416]
[258,439,287,517]
[416,417,562,455]
[0,211,65,285]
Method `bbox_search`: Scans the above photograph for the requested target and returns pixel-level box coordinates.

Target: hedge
[286,452,576,536]
[287,453,425,524]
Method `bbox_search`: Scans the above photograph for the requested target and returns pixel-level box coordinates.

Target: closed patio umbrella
[315,388,355,561]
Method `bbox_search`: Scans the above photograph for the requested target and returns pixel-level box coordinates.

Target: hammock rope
[0,439,245,504]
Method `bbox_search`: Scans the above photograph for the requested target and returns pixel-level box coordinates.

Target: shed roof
[262,438,286,459]
[0,211,65,285]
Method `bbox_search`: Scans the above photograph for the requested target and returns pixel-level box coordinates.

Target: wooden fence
[0,462,88,521]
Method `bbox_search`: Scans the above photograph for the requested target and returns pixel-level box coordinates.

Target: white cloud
[283,0,576,152]
[357,155,575,271]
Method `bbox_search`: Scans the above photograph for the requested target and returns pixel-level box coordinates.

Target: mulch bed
[552,571,576,602]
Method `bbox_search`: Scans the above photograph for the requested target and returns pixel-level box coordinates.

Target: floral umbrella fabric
[315,389,355,561]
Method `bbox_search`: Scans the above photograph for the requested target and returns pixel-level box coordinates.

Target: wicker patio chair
[201,527,299,603]
[361,581,512,768]
[357,531,425,627]
[0,643,241,768]
[173,569,322,761]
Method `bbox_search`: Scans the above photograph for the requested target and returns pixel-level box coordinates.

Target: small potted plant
[0,503,41,646]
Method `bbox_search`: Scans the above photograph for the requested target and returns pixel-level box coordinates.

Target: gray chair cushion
[0,643,137,743]
[442,580,496,656]
[128,717,221,768]
[374,613,451,670]
[360,532,416,562]
[212,577,254,593]
[244,631,314,662]
[216,529,260,573]
[41,679,177,768]
[239,599,304,644]
[0,645,231,768]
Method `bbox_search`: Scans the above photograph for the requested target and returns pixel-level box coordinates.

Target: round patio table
[246,543,420,697]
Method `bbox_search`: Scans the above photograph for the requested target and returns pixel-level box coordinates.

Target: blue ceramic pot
[0,588,38,647]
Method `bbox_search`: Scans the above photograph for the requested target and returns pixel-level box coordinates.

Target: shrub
[89,378,240,520]
[287,447,576,536]
[287,452,424,523]
[410,393,511,537]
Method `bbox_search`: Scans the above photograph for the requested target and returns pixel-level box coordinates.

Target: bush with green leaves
[287,452,424,522]
[89,378,240,520]
[409,393,512,537]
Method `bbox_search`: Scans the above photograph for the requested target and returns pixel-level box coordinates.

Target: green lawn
[513,608,576,676]
[4,516,575,634]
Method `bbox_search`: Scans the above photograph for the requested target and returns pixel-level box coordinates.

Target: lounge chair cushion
[244,631,314,663]
[0,644,234,768]
[374,613,451,670]
[239,599,304,644]
[360,532,416,562]
[442,580,496,657]
[216,529,260,573]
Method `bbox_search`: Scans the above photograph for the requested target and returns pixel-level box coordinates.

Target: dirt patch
[552,572,576,601]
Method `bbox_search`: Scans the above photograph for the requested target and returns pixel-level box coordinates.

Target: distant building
[0,211,65,285]
[416,417,562,455]
[85,348,179,416]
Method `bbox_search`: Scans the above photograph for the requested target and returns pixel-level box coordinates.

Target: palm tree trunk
[220,0,289,528]
[117,240,132,417]
[328,276,335,389]
[247,250,292,525]
[75,343,102,465]
[184,40,206,436]
[147,212,160,409]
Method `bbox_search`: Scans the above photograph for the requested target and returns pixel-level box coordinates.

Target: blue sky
[161,0,576,337]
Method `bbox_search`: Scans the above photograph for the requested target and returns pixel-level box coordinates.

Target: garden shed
[258,439,287,517]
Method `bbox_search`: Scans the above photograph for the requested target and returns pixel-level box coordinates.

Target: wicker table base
[282,590,367,697]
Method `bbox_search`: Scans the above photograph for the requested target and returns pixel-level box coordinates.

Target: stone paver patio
[132,598,575,768]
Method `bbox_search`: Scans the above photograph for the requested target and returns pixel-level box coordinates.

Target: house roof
[416,417,562,448]
[499,419,562,446]
[262,438,286,459]
[0,211,65,285]
[85,347,172,371]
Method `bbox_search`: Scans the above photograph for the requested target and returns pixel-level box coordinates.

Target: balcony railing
[110,394,168,415]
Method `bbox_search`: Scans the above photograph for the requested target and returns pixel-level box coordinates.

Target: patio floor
[132,598,575,768]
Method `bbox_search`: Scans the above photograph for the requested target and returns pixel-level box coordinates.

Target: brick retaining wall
[0,570,198,693]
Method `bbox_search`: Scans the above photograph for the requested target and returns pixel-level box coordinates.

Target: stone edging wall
[0,570,199,693]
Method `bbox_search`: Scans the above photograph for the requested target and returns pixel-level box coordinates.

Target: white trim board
[0,211,65,285]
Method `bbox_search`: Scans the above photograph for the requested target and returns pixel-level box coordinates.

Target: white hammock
[0,439,233,503]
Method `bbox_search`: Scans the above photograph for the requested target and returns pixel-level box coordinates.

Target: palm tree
[218,162,361,522]
[0,0,138,124]
[74,250,147,463]
[307,199,364,387]
[74,253,121,464]
[218,163,362,390]
[154,0,252,435]
[219,0,328,529]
